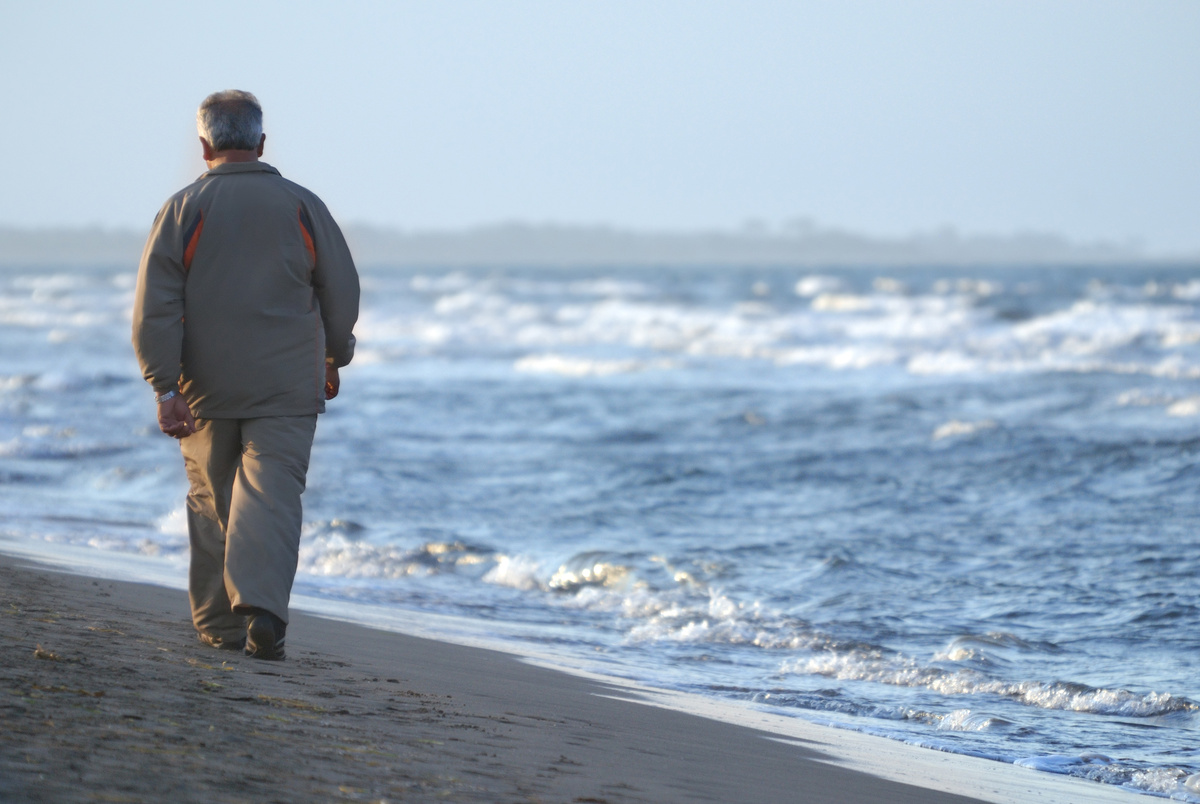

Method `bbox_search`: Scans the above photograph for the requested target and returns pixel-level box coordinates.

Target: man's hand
[158,395,196,439]
[325,364,340,400]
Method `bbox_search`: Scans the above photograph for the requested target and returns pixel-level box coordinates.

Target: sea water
[2,261,1198,799]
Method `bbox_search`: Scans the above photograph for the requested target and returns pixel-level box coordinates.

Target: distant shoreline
[3,222,1192,268]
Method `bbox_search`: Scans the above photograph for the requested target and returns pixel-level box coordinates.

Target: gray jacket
[132,161,359,418]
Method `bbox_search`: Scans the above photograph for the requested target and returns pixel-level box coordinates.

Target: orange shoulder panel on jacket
[182,211,204,271]
[298,207,316,262]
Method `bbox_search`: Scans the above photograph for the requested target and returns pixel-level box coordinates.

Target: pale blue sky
[3,1,1197,253]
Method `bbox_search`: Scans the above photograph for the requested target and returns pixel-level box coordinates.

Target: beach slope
[0,553,1123,803]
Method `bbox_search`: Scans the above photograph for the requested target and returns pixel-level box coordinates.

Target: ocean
[2,260,1198,799]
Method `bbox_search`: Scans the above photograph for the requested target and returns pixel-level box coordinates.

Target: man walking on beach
[132,90,359,660]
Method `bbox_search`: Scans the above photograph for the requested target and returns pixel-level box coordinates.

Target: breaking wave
[786,649,1196,717]
[353,270,1200,384]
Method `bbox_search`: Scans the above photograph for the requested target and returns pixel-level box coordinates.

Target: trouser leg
[224,415,317,625]
[179,418,245,642]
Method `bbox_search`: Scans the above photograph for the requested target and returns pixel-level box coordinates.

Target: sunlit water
[2,261,1199,799]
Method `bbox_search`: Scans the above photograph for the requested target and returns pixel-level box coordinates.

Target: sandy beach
[0,552,1133,803]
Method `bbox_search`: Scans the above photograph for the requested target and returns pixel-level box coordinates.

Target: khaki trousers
[179,415,317,642]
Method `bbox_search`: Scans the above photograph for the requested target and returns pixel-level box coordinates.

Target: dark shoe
[197,632,246,652]
[245,611,287,661]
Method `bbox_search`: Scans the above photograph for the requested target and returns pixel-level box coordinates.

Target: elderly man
[132,90,359,660]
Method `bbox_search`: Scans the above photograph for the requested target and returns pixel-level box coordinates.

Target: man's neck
[205,150,260,170]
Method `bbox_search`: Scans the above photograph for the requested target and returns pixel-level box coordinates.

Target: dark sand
[0,553,1123,803]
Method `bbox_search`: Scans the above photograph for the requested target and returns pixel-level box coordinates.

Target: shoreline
[0,549,1133,803]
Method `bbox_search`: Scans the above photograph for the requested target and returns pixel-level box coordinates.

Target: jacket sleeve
[306,198,360,368]
[131,203,187,395]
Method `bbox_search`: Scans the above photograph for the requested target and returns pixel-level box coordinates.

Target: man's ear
[200,137,215,162]
[257,133,266,157]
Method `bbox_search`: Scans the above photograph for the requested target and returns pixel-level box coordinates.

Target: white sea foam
[579,583,831,652]
[514,353,668,377]
[410,272,473,293]
[811,293,877,313]
[0,374,35,392]
[793,275,844,297]
[1014,754,1112,773]
[566,278,651,297]
[774,345,899,369]
[1116,389,1177,407]
[549,555,634,591]
[788,651,1195,717]
[1130,768,1193,795]
[932,278,1002,297]
[13,273,91,292]
[297,532,492,580]
[627,613,757,647]
[482,555,542,590]
[935,709,1006,732]
[732,300,775,317]
[352,270,1200,383]
[873,277,908,295]
[0,308,110,328]
[1013,299,1191,354]
[1172,280,1200,301]
[157,507,188,538]
[907,352,983,375]
[1167,397,1200,417]
[932,419,997,441]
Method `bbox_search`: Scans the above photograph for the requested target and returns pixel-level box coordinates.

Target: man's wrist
[155,389,179,404]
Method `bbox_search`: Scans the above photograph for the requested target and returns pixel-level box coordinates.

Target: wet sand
[0,552,1127,803]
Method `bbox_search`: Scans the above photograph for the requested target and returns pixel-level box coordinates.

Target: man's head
[197,90,264,159]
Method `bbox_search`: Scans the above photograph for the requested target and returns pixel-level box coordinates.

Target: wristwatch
[155,390,179,404]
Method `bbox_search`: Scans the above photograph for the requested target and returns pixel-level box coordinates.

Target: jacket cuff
[325,335,356,369]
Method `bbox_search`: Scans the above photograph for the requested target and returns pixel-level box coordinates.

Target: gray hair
[197,90,263,151]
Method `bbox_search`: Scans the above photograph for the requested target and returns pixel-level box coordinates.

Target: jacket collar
[199,161,282,180]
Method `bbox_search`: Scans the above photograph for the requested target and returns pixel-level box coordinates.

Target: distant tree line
[0,222,1155,268]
